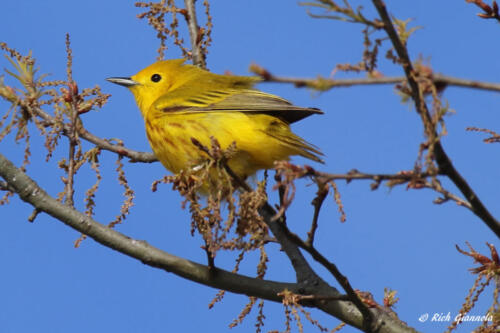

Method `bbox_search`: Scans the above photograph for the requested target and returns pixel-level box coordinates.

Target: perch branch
[0,151,419,333]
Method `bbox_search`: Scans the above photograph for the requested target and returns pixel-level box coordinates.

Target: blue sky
[1,1,499,332]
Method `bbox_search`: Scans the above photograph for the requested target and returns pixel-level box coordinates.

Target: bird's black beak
[106,77,139,87]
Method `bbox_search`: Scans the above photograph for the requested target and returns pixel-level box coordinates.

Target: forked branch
[372,0,500,239]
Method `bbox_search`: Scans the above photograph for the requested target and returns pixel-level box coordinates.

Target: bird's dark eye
[151,74,162,83]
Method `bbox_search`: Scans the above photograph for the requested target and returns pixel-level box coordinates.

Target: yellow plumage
[107,59,323,184]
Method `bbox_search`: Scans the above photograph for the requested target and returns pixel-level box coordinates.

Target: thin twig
[424,181,472,209]
[78,127,156,162]
[27,208,41,222]
[434,73,500,92]
[0,180,10,191]
[251,64,500,93]
[64,34,77,207]
[21,102,156,163]
[275,164,433,190]
[184,0,207,68]
[372,0,500,239]
[467,126,500,143]
[306,181,328,246]
[65,99,78,206]
[203,242,216,272]
[466,0,500,22]
[274,172,288,223]
[315,169,433,182]
[277,165,476,216]
[306,183,328,246]
[65,146,76,205]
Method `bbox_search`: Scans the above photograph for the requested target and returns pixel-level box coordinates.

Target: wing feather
[262,129,324,164]
[153,89,323,124]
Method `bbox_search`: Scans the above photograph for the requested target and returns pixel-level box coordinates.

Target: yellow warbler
[107,59,323,185]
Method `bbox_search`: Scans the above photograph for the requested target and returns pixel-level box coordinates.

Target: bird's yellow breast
[145,111,297,179]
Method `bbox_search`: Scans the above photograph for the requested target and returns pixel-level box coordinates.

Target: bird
[106,59,323,190]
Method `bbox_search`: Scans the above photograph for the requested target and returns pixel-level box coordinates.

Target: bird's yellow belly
[145,112,295,179]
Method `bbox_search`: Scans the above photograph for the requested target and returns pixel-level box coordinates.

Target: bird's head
[106,59,190,116]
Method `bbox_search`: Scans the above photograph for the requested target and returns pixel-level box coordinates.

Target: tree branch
[466,0,500,22]
[184,0,206,68]
[21,101,157,163]
[0,151,419,333]
[372,0,500,239]
[251,65,500,93]
[315,169,433,182]
[0,150,291,299]
[434,73,500,92]
[306,181,328,246]
[65,95,78,206]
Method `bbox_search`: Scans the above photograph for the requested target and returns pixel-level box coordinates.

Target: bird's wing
[153,89,323,124]
[262,120,324,163]
[152,87,324,163]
